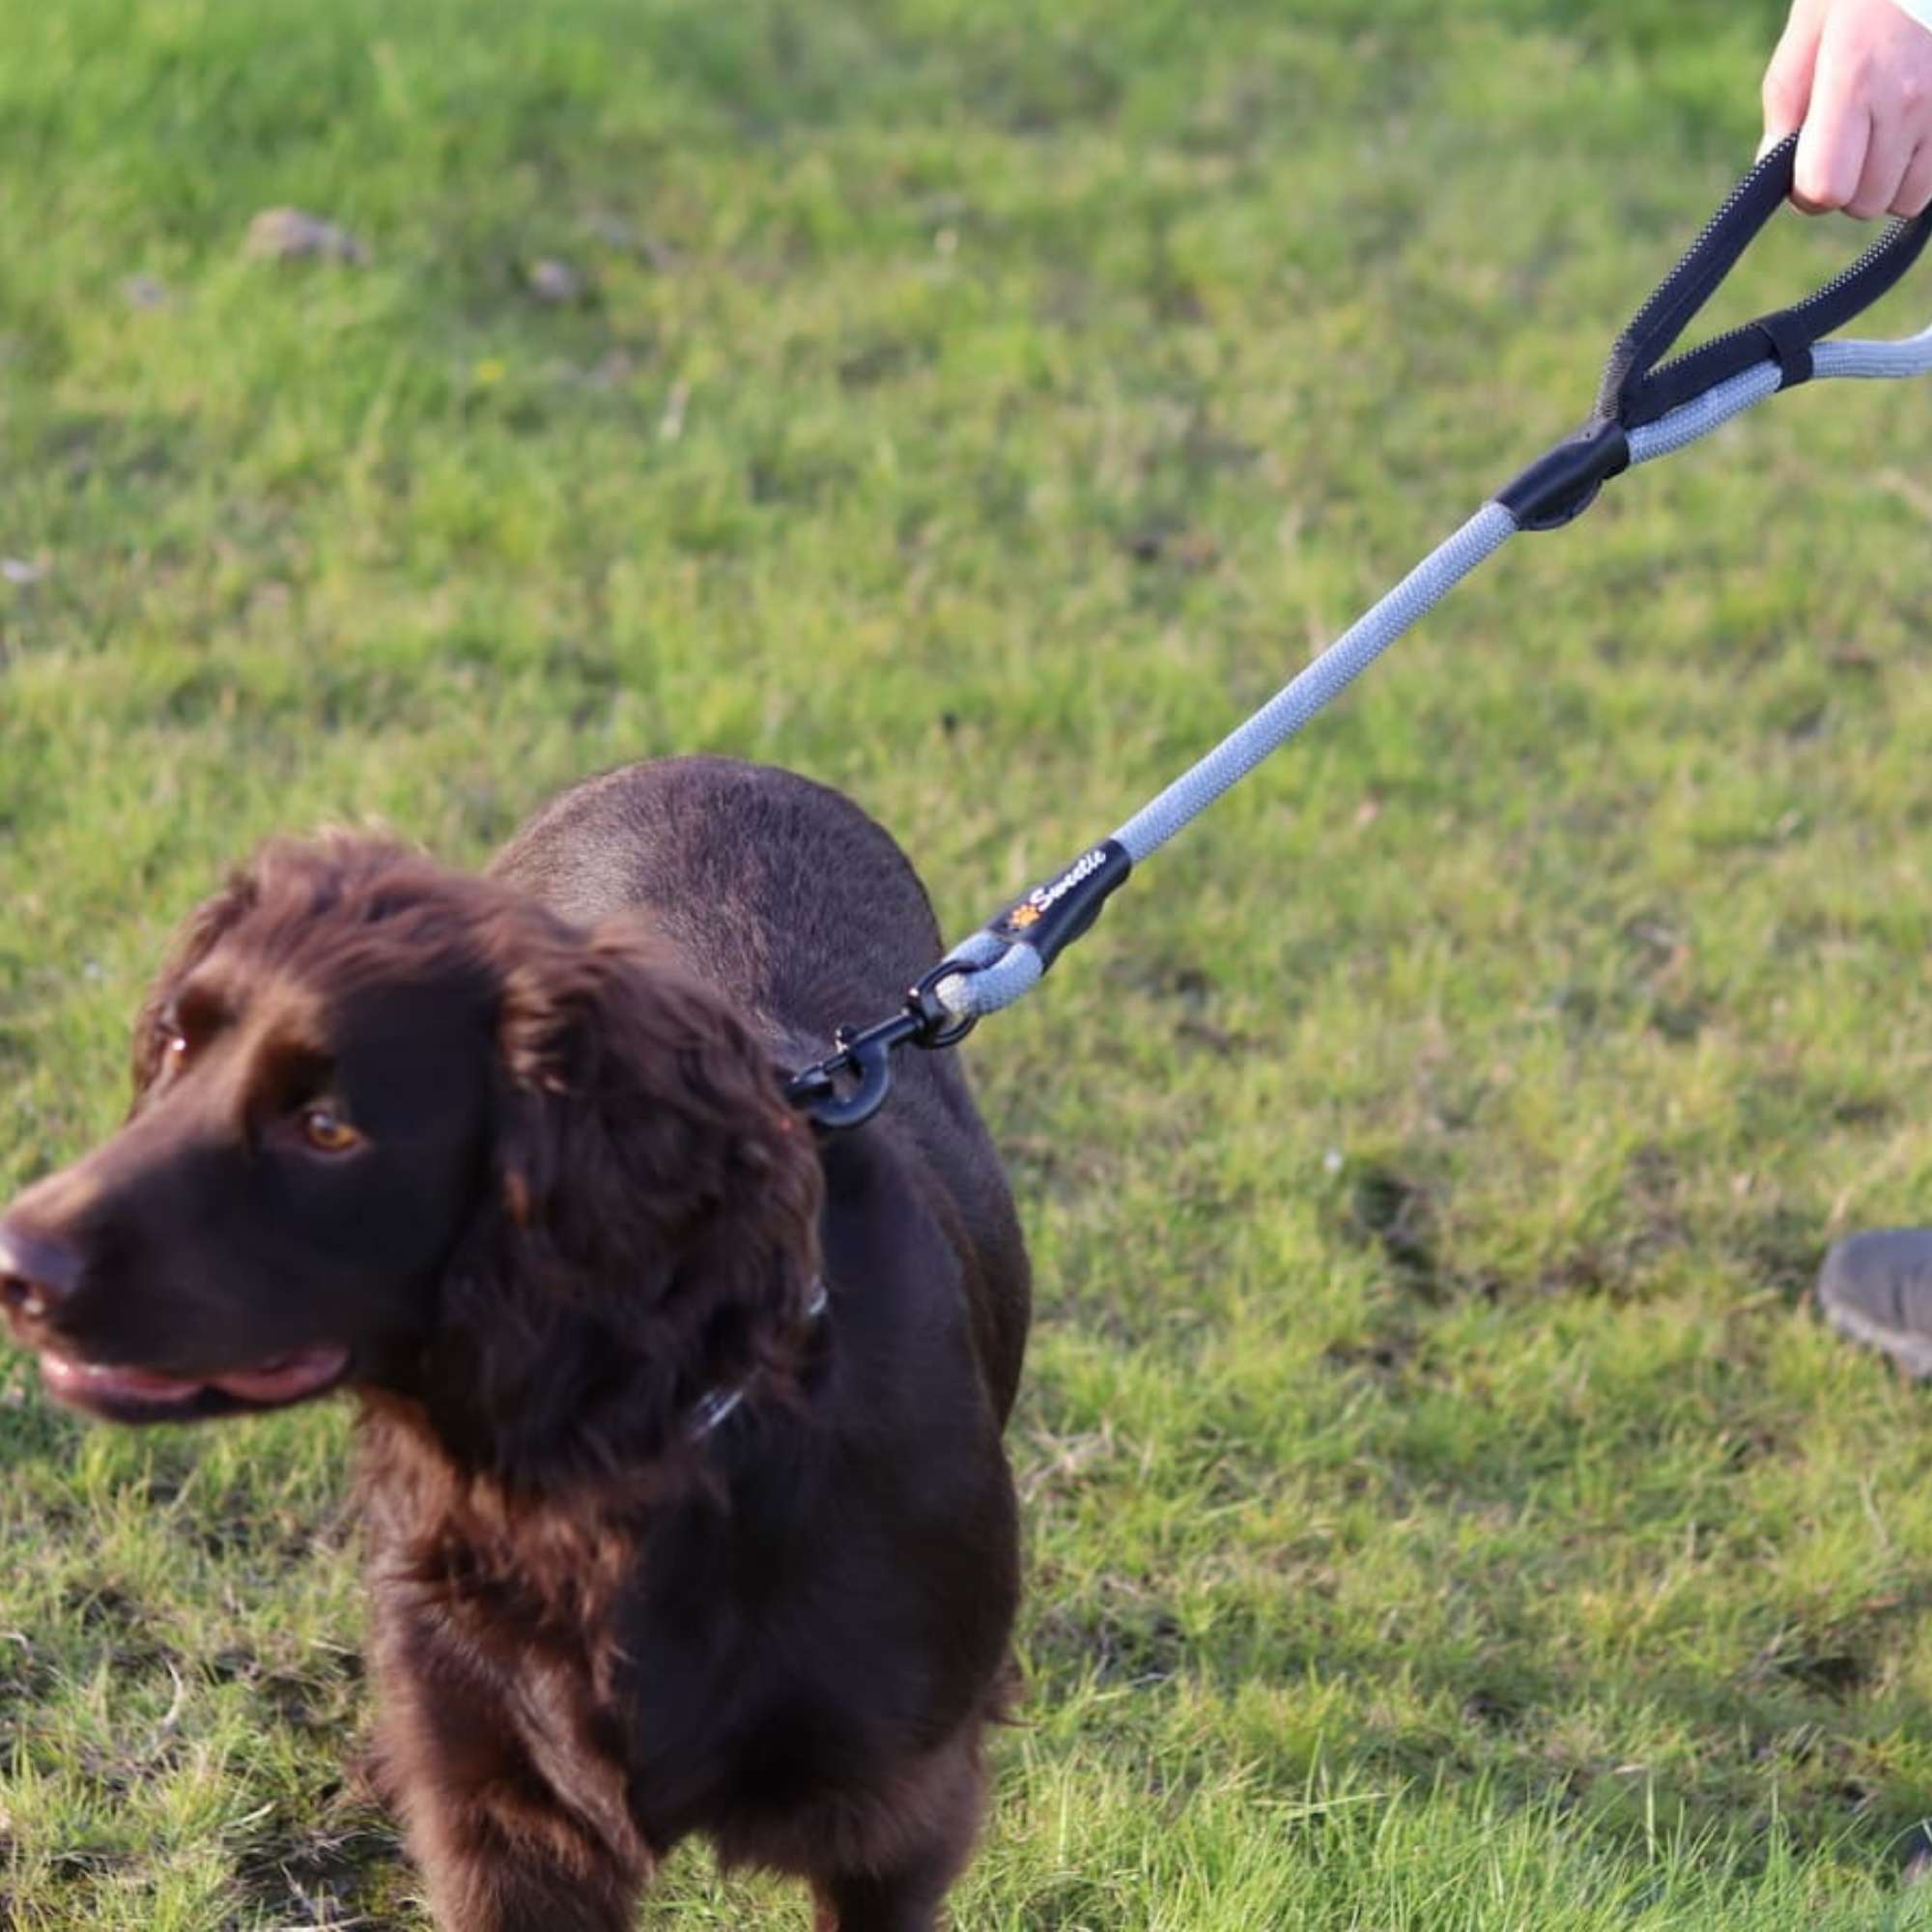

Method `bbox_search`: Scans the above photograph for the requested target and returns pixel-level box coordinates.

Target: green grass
[9,0,1932,1923]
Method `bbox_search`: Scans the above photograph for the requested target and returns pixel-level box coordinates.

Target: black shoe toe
[1818,1228,1932,1378]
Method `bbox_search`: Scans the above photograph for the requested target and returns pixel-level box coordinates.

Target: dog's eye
[299,1106,363,1154]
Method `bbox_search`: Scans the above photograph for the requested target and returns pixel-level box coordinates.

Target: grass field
[9,0,1932,1924]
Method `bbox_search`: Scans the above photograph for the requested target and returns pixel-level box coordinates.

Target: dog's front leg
[808,1723,989,1932]
[370,1644,648,1932]
[411,1802,642,1932]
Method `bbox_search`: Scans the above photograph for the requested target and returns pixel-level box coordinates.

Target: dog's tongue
[41,1355,202,1404]
[210,1347,349,1404]
[41,1345,349,1407]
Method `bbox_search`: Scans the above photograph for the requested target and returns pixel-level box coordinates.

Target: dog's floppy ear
[496,922,819,1282]
[427,912,823,1488]
[128,867,262,1107]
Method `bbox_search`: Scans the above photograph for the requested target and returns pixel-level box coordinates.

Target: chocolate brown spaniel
[0,757,1031,1932]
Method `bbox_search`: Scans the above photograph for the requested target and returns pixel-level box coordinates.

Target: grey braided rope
[1111,504,1519,865]
[930,505,1521,1019]
[1625,363,1781,465]
[1624,324,1932,468]
[932,320,1932,1023]
[1813,321,1932,381]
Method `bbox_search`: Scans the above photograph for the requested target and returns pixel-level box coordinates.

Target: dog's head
[0,837,822,1482]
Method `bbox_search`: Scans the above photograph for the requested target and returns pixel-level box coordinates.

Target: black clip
[789,1019,907,1133]
[786,840,1136,1133]
[785,963,981,1132]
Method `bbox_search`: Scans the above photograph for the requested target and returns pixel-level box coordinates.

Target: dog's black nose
[0,1218,81,1319]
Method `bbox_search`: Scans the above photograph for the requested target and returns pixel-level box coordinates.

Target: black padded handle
[1598,132,1932,431]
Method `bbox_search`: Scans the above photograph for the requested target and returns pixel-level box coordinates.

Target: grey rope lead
[1111,505,1519,867]
[1623,362,1780,466]
[786,134,1932,1131]
[1805,321,1932,382]
[926,315,1932,1027]
[929,504,1519,1020]
[1622,321,1932,469]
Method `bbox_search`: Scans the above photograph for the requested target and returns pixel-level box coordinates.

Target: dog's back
[491,755,1030,1421]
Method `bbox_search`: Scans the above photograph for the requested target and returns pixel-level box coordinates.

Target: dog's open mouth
[37,1343,351,1420]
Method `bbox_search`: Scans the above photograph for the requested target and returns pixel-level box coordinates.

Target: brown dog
[0,756,1030,1932]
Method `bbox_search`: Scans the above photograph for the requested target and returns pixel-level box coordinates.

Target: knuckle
[1794,163,1838,210]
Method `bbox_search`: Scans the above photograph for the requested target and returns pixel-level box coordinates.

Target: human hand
[1761,0,1932,215]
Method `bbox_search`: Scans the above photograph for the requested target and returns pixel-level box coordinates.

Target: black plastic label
[991,838,1133,971]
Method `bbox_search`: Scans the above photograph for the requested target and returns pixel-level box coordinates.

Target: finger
[1849,100,1915,217]
[1761,0,1827,151]
[1895,140,1932,218]
[1795,88,1873,212]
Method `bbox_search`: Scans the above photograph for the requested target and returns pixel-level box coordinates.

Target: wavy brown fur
[0,758,1030,1932]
